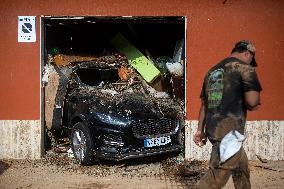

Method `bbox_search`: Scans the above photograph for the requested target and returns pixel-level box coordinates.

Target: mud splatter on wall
[185,120,284,160]
[0,120,42,159]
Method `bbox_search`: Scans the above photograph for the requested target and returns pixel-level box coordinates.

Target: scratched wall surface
[1,120,282,160]
[0,120,42,159]
[185,121,284,161]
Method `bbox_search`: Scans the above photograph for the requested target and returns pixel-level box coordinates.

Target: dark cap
[234,40,257,67]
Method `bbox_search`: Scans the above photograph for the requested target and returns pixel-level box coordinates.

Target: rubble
[44,64,60,130]
[110,33,161,83]
[1,154,284,188]
[166,62,183,76]
[53,54,98,66]
[173,39,185,64]
[118,66,132,81]
[1,151,206,184]
[154,56,172,77]
[43,31,186,164]
[43,49,185,130]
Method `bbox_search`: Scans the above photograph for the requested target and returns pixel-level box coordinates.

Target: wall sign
[18,16,36,42]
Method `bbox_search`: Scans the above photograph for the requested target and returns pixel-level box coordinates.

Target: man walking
[194,40,262,189]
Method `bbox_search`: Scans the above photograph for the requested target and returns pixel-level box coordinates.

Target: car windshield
[76,68,119,86]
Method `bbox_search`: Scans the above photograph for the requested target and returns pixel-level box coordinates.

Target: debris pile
[162,159,207,187]
[43,33,185,131]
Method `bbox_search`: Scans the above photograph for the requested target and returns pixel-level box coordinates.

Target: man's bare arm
[193,100,207,145]
[245,91,260,111]
[197,100,206,132]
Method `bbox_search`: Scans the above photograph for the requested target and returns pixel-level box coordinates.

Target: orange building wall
[0,0,283,120]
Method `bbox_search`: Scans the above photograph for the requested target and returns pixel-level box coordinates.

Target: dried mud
[0,152,206,189]
[1,154,284,189]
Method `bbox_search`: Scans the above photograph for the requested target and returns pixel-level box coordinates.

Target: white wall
[185,120,284,161]
[0,120,283,160]
[0,120,42,159]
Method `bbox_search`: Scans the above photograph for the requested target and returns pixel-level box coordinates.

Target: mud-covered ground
[0,152,283,189]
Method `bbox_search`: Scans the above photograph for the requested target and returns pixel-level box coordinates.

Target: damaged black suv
[63,62,184,165]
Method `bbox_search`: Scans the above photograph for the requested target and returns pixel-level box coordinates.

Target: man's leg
[196,144,232,189]
[196,167,232,189]
[196,144,250,189]
[232,147,251,189]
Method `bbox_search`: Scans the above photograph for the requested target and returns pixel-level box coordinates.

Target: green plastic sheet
[111,33,160,83]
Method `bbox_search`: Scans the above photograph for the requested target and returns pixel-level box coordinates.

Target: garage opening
[41,16,186,161]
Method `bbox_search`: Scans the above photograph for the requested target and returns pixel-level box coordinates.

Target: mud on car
[61,61,184,165]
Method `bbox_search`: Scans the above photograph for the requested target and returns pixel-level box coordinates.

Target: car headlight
[95,113,131,126]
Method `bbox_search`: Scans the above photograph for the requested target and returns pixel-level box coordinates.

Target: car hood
[83,88,183,120]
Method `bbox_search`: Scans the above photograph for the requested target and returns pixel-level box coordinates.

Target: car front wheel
[71,122,94,165]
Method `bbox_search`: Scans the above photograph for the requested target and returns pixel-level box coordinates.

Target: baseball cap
[234,40,257,67]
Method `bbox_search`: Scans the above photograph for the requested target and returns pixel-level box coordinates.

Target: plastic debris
[42,64,53,85]
[110,33,161,83]
[154,56,172,77]
[171,75,185,99]
[100,89,119,96]
[173,39,185,63]
[166,62,183,76]
[147,86,170,99]
[67,148,74,158]
[118,66,131,81]
[50,47,61,55]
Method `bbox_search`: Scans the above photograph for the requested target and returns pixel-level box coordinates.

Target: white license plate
[144,136,171,148]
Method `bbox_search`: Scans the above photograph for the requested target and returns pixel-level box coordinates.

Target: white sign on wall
[18,16,36,42]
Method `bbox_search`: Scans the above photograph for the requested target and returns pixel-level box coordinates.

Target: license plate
[144,136,171,148]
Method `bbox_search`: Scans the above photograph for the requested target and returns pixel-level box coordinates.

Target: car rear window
[76,68,119,86]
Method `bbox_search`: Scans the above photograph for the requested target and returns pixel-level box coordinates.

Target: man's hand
[193,130,207,146]
[195,99,207,146]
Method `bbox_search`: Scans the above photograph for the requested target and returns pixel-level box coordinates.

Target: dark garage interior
[43,16,186,60]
